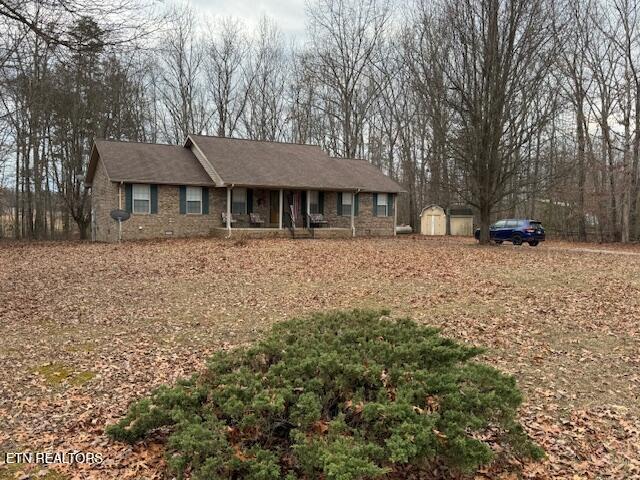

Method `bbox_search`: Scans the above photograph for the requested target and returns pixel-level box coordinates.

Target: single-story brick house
[85,135,405,242]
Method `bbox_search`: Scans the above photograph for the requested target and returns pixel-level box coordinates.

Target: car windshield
[529,221,543,228]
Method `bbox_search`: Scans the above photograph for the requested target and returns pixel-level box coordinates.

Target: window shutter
[387,193,394,217]
[373,193,378,216]
[125,184,132,213]
[202,187,209,214]
[150,185,158,214]
[337,192,342,216]
[319,191,324,214]
[354,193,359,216]
[247,188,253,214]
[179,186,186,214]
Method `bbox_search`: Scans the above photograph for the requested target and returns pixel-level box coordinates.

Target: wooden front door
[270,191,279,224]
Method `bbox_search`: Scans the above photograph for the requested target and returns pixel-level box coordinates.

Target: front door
[270,191,279,225]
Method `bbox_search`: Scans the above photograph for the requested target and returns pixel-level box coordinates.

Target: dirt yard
[1,236,639,479]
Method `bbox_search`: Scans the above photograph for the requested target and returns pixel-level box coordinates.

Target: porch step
[292,229,314,239]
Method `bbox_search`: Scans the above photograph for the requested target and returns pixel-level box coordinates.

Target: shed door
[421,212,446,235]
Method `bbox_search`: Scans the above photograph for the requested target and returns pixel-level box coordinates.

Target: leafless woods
[1,0,639,242]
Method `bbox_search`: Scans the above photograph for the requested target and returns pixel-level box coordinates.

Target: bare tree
[156,5,208,144]
[0,0,160,50]
[427,0,558,243]
[306,0,390,158]
[204,18,252,138]
[241,17,289,141]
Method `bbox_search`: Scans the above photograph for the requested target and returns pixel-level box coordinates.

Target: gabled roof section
[186,135,405,193]
[85,140,214,187]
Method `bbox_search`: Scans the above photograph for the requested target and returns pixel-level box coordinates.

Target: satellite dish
[110,209,131,222]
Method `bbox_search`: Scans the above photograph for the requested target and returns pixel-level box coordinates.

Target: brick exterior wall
[321,192,395,236]
[114,186,225,241]
[91,160,396,242]
[91,157,119,243]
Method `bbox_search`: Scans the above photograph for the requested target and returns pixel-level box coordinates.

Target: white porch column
[306,190,311,227]
[226,187,232,235]
[351,191,356,237]
[278,189,283,229]
[393,193,397,236]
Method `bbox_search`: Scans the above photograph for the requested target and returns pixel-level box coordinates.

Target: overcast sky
[190,0,309,40]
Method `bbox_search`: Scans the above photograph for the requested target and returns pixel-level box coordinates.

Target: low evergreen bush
[107,310,542,479]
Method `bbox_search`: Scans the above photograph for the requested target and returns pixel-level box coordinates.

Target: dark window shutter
[202,187,209,214]
[319,191,324,214]
[354,193,359,216]
[373,193,378,216]
[387,193,394,217]
[125,184,132,213]
[179,186,186,214]
[247,188,253,214]
[337,192,342,216]
[150,185,158,214]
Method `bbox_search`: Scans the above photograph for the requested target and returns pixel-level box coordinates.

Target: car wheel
[512,234,523,246]
[529,240,539,247]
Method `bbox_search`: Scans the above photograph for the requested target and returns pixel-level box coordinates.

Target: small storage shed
[447,206,474,236]
[420,205,447,235]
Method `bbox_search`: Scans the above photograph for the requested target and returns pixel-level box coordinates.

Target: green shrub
[107,310,542,479]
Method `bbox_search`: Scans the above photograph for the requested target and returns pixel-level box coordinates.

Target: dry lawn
[0,236,639,479]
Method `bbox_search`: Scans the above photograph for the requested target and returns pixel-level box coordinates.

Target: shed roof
[448,206,474,216]
[420,205,446,216]
[86,140,214,186]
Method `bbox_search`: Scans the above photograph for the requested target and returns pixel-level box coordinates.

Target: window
[377,193,388,217]
[341,192,353,216]
[309,190,320,214]
[505,220,518,228]
[132,184,150,214]
[186,186,202,214]
[493,220,507,228]
[232,188,247,214]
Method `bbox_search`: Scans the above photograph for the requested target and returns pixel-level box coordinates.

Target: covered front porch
[219,187,357,237]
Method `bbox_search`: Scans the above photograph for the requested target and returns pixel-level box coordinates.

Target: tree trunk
[479,203,491,244]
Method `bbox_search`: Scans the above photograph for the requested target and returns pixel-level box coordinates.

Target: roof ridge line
[188,134,323,149]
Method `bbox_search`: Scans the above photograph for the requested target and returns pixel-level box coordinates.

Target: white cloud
[190,0,308,40]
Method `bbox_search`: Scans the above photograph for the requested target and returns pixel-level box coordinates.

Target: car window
[530,221,543,228]
[494,220,507,228]
[505,220,518,228]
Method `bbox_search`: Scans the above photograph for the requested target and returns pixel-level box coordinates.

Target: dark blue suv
[474,219,545,246]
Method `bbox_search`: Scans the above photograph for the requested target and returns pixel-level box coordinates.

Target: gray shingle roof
[86,136,405,193]
[88,140,214,186]
[187,135,405,193]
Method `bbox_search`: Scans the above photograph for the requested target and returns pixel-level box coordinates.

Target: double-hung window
[309,190,320,214]
[377,193,388,217]
[341,192,353,216]
[186,186,202,214]
[132,184,150,214]
[232,188,247,214]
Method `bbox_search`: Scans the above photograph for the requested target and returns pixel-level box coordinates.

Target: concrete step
[291,229,314,239]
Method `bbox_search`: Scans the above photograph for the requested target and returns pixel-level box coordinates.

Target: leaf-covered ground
[0,236,639,479]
